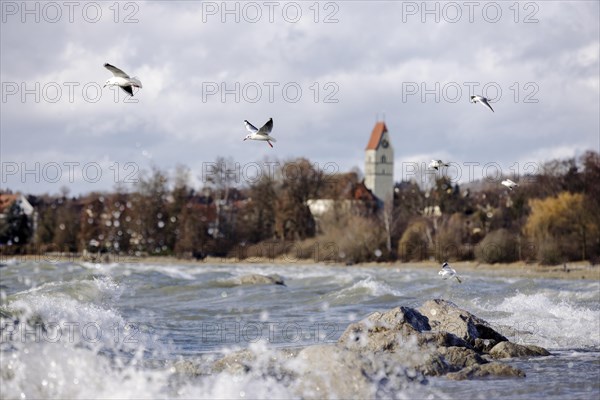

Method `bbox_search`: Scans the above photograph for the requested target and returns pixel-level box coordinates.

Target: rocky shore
[175,299,550,397]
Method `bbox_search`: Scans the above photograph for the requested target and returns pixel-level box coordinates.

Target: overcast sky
[1,1,598,195]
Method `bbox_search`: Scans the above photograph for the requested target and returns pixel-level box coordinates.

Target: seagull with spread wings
[501,179,518,190]
[429,159,450,171]
[470,95,494,112]
[243,118,276,148]
[439,262,462,283]
[103,63,143,97]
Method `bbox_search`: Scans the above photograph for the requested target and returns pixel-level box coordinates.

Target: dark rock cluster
[183,299,551,397]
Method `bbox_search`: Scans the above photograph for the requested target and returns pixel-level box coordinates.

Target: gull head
[130,77,143,88]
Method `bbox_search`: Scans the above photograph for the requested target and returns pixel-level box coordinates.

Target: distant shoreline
[2,253,599,281]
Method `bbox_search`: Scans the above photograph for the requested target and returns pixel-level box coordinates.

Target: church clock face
[381,139,389,148]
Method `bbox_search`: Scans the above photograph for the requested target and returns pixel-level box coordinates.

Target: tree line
[1,151,599,265]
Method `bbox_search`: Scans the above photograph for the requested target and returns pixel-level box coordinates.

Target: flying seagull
[439,262,462,283]
[429,159,450,171]
[244,118,276,148]
[103,63,142,97]
[501,179,518,190]
[470,95,494,112]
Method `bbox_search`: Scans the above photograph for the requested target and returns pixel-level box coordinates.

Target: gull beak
[243,138,247,141]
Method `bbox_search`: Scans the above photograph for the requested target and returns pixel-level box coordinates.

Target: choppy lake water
[1,260,599,399]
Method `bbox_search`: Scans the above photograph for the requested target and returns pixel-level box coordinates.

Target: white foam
[150,265,196,280]
[1,279,168,399]
[112,263,201,281]
[0,258,20,266]
[484,292,600,349]
[335,276,403,299]
[78,261,120,273]
[1,343,170,400]
[9,276,123,305]
[177,342,294,398]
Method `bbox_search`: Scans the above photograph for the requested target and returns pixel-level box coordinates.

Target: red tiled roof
[365,122,388,150]
[353,181,378,202]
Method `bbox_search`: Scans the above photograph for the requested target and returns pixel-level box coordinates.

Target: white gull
[470,95,494,112]
[438,262,462,283]
[244,118,276,148]
[103,63,142,97]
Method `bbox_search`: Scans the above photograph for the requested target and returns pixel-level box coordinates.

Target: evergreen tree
[0,200,32,247]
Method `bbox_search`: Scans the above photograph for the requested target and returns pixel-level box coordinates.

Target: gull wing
[104,63,130,78]
[120,85,134,97]
[480,98,495,112]
[258,118,273,135]
[244,120,259,134]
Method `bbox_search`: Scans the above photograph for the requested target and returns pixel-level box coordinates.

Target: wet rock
[473,338,498,353]
[337,306,430,352]
[170,359,207,377]
[417,331,472,350]
[336,301,538,380]
[446,362,526,380]
[292,344,426,399]
[489,341,550,359]
[211,347,298,375]
[293,345,378,399]
[211,349,255,374]
[338,306,473,356]
[408,352,450,377]
[203,299,547,386]
[234,274,286,286]
[419,299,508,346]
[337,307,458,376]
[438,346,488,370]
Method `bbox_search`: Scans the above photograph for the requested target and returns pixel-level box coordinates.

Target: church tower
[364,121,394,202]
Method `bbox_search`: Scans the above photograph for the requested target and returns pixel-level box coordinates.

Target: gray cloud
[1,1,598,195]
